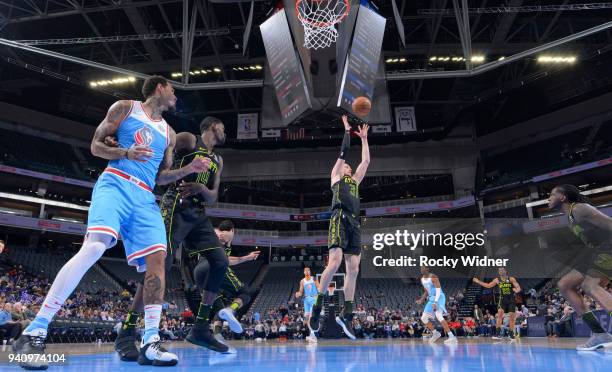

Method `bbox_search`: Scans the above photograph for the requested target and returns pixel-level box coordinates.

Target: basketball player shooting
[309,115,370,340]
[295,267,320,343]
[548,184,612,351]
[13,76,210,369]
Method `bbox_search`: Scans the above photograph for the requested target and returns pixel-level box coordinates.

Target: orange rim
[295,0,350,28]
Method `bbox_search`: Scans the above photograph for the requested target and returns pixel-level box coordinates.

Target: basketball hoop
[296,0,350,50]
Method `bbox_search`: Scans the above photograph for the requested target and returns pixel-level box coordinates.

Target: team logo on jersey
[134,126,154,146]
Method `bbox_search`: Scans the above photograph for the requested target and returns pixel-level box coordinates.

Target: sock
[344,301,353,315]
[24,292,65,334]
[24,317,50,335]
[230,301,240,311]
[582,311,606,333]
[314,293,325,308]
[122,310,140,330]
[143,304,162,343]
[196,303,213,325]
[26,239,106,334]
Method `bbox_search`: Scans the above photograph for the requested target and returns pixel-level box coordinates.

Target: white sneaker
[444,336,458,344]
[137,334,178,366]
[219,307,243,334]
[306,334,318,343]
[429,330,442,344]
[576,333,612,351]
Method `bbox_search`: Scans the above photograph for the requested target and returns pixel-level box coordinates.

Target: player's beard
[216,132,226,145]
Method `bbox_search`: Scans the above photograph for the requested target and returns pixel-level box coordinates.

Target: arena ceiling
[0,0,611,145]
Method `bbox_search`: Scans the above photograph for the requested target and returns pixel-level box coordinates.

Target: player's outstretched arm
[331,115,352,185]
[228,251,260,266]
[91,100,145,161]
[295,279,304,298]
[353,124,370,184]
[156,128,210,185]
[572,203,612,231]
[473,277,498,288]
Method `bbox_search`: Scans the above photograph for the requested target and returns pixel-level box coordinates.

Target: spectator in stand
[448,319,461,337]
[11,302,31,329]
[0,239,5,254]
[181,308,194,323]
[473,304,483,324]
[463,317,476,337]
[552,306,574,337]
[0,302,22,344]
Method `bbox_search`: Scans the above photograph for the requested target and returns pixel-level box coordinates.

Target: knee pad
[421,313,432,325]
[435,310,445,322]
[77,238,109,266]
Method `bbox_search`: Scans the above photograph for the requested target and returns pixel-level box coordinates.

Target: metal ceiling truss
[0,2,611,90]
[418,2,612,15]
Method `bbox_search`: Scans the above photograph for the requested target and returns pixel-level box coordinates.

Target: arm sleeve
[434,288,441,302]
[339,131,351,160]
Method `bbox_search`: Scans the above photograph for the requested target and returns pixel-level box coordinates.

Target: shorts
[424,293,447,315]
[160,194,222,257]
[304,296,316,315]
[498,296,516,313]
[87,171,166,273]
[328,209,361,255]
[219,267,246,297]
[576,250,612,280]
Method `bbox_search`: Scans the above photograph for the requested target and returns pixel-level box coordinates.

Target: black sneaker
[114,327,139,361]
[309,304,322,332]
[138,334,178,366]
[335,313,356,340]
[12,330,48,370]
[186,324,229,353]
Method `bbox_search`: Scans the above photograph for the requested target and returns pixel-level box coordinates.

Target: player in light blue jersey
[295,267,320,343]
[416,265,457,344]
[13,76,209,369]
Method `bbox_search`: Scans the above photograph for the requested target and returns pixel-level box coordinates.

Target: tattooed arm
[91,100,144,160]
[156,128,210,185]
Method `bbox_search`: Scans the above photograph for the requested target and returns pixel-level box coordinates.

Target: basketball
[352,96,371,117]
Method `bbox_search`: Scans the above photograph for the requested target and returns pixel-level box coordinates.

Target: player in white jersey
[295,267,320,343]
[416,265,457,344]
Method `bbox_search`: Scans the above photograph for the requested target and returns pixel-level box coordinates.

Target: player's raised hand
[341,115,351,131]
[247,251,260,261]
[357,124,369,139]
[127,145,153,162]
[104,136,119,147]
[187,156,210,173]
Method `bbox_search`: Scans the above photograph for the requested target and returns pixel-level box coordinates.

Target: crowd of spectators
[3,244,611,344]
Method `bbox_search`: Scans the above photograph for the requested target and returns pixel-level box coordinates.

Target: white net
[297,0,349,49]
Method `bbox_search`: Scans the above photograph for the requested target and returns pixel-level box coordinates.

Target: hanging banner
[394,106,417,132]
[237,113,259,139]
